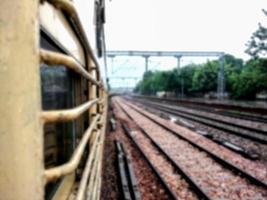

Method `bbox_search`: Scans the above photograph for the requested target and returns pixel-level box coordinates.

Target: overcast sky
[103,0,266,87]
[105,0,266,59]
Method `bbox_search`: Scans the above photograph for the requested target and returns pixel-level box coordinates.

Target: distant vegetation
[134,54,267,100]
[135,9,267,100]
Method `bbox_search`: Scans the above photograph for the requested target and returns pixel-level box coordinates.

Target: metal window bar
[40,49,100,86]
[96,176,102,200]
[39,0,107,199]
[41,99,100,123]
[75,126,103,199]
[75,138,100,200]
[44,114,100,183]
[92,138,105,200]
[86,143,101,200]
[76,104,107,200]
[86,128,105,200]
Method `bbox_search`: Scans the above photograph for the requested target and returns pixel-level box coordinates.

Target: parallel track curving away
[132,98,267,144]
[114,97,267,199]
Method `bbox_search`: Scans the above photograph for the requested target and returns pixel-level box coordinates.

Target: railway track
[190,105,267,124]
[122,99,267,181]
[105,106,174,200]
[114,97,267,199]
[121,125,180,200]
[132,98,267,144]
[134,95,267,124]
[115,140,141,200]
[130,100,260,160]
[133,95,267,116]
[128,99,261,160]
[127,98,267,162]
[132,97,267,135]
[195,130,259,160]
[116,104,206,200]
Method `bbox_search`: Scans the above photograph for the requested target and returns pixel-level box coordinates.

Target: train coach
[0,0,108,199]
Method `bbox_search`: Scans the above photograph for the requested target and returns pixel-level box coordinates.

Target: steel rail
[132,99,260,160]
[40,49,100,86]
[125,101,267,190]
[136,100,267,144]
[116,141,132,200]
[41,99,100,123]
[134,95,267,115]
[133,95,267,123]
[180,103,267,124]
[139,99,267,136]
[44,0,101,72]
[116,102,211,200]
[121,124,179,200]
[157,103,267,144]
[44,115,100,183]
[216,110,267,124]
[120,141,142,200]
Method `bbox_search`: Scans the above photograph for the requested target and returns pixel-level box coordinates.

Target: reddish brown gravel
[114,101,198,200]
[101,102,170,200]
[116,97,267,200]
[100,113,120,200]
[139,101,267,163]
[128,100,267,183]
[144,100,267,132]
[135,99,267,143]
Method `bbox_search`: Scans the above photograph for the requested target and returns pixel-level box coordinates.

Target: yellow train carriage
[0,0,108,199]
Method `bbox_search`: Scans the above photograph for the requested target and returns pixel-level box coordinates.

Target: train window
[41,65,75,165]
[41,33,78,199]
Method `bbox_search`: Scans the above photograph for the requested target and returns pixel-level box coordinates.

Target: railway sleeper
[125,101,267,190]
[115,140,141,200]
[164,109,261,161]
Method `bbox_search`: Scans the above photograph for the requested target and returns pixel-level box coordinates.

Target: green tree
[224,54,244,93]
[153,71,168,91]
[134,71,155,95]
[134,54,267,100]
[180,64,198,94]
[246,9,267,57]
[230,70,260,99]
[191,61,218,93]
[230,58,267,99]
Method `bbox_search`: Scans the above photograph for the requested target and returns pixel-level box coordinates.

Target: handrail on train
[0,0,107,199]
[45,0,101,73]
[41,99,101,123]
[40,49,101,86]
[41,0,108,198]
[44,114,101,183]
